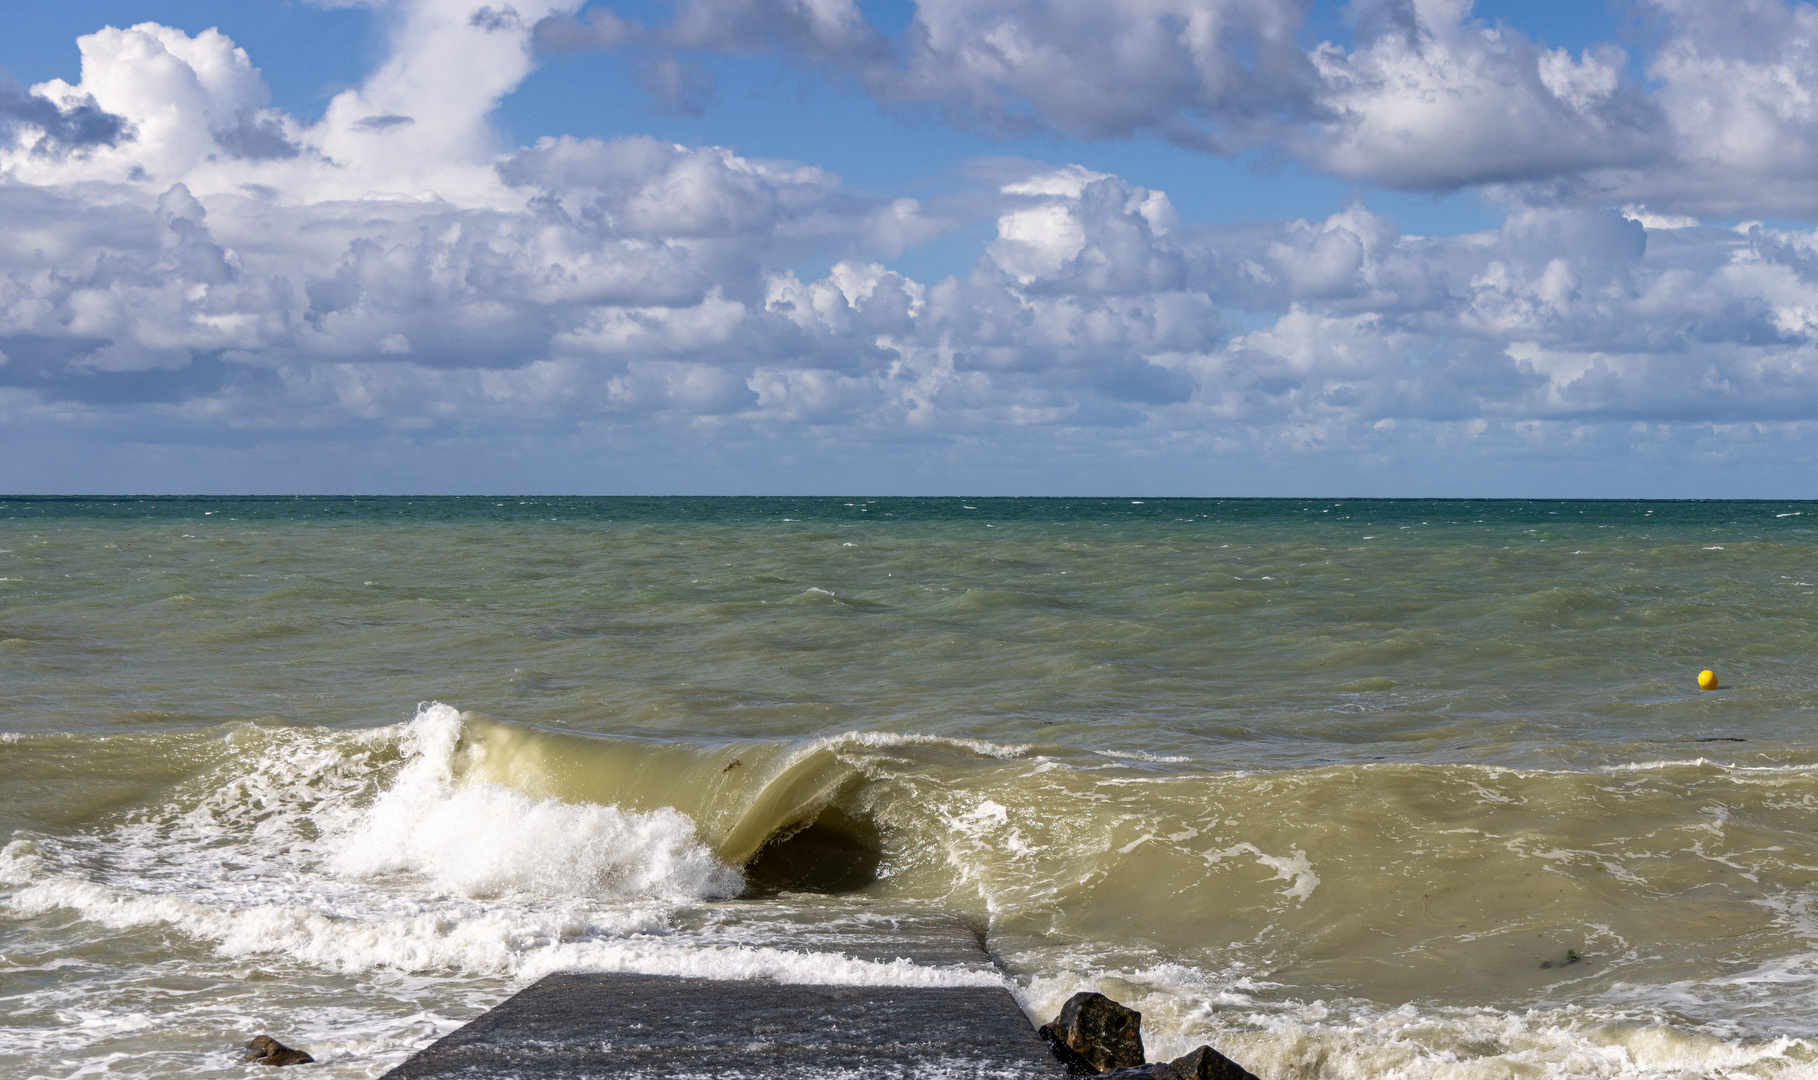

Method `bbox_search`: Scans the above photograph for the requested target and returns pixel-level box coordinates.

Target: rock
[245,1035,315,1066]
[1040,992,1146,1073]
[1170,1045,1261,1080]
[1037,1023,1103,1077]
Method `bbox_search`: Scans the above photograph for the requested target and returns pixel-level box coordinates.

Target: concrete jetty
[379,917,1065,1079]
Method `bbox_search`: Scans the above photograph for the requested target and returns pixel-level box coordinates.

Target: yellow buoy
[1698,669,1719,691]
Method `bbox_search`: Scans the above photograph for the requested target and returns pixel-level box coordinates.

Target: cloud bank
[555,0,1818,213]
[7,0,1818,492]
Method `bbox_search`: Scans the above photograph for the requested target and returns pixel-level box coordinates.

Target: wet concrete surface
[378,972,1064,1079]
[379,917,1062,1079]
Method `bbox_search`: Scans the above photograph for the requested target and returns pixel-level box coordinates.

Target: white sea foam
[0,703,996,1000]
[1201,843,1320,902]
[516,940,1008,988]
[1096,749,1194,764]
[828,730,1032,759]
[1018,960,1818,1080]
[14,704,1818,1079]
[331,704,742,901]
[1605,758,1818,775]
[4,869,998,989]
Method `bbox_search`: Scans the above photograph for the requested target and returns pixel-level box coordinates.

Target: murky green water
[5,497,1818,1078]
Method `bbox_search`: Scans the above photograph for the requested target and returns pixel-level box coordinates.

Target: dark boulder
[1039,992,1146,1073]
[1038,1023,1104,1077]
[245,1035,315,1066]
[1171,1045,1261,1080]
[1083,1042,1260,1080]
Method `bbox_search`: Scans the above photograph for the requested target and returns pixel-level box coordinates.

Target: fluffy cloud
[872,0,1319,150]
[1304,0,1818,213]
[535,0,1818,218]
[0,75,131,157]
[11,0,1818,491]
[1301,0,1666,189]
[1577,0,1818,216]
[0,3,1214,433]
[541,0,1319,149]
[1183,205,1818,432]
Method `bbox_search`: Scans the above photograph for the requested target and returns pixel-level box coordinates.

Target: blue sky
[3,0,1818,495]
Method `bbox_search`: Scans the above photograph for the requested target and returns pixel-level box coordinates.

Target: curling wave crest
[0,704,993,987]
[330,704,742,900]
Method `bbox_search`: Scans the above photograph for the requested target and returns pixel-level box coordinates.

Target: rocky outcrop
[1170,1045,1261,1080]
[245,1035,315,1066]
[1038,1023,1104,1077]
[1037,993,1261,1080]
[1096,1047,1262,1080]
[1039,992,1146,1073]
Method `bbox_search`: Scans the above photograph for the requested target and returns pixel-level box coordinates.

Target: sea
[4,496,1818,1079]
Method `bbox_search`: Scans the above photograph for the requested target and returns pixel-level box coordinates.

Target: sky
[5,1,1818,495]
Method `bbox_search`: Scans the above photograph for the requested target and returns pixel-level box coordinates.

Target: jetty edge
[377,916,1064,1079]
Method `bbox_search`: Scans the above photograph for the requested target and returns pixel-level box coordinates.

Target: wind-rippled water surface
[4,496,1818,1079]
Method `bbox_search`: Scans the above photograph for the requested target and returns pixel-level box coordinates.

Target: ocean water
[5,496,1818,1079]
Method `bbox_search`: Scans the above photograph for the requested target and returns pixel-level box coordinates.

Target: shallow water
[4,497,1818,1078]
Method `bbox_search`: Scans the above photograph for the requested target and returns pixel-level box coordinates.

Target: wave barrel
[450,713,886,893]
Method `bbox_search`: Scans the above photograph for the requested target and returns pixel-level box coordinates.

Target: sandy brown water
[4,496,1818,1079]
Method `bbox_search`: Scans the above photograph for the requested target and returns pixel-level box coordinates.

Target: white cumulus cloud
[10,0,1818,491]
